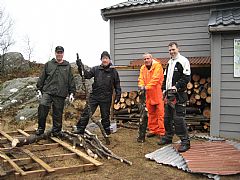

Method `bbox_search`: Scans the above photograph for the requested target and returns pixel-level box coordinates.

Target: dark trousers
[76,96,111,134]
[164,103,189,144]
[37,93,65,133]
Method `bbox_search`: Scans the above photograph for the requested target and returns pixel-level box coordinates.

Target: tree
[23,35,34,61]
[0,8,14,55]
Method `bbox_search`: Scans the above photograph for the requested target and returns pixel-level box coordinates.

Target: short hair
[143,53,152,58]
[168,42,178,48]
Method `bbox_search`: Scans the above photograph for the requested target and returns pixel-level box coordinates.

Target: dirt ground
[1,115,240,180]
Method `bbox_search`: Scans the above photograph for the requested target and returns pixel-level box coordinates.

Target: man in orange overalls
[138,53,165,139]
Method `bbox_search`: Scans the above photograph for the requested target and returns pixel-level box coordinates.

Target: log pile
[186,74,211,132]
[113,91,141,125]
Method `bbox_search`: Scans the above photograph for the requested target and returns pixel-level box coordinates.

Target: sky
[0,0,125,67]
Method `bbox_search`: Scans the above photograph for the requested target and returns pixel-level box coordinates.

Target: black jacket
[162,54,191,103]
[84,65,121,102]
[37,58,76,98]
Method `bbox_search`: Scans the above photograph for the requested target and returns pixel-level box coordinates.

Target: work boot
[178,141,190,152]
[35,128,44,136]
[146,133,156,138]
[52,130,63,138]
[157,136,172,145]
[105,128,111,136]
[137,136,145,143]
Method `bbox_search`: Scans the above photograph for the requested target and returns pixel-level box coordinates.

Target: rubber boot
[36,105,49,135]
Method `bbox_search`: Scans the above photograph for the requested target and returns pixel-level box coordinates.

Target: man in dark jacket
[74,51,121,135]
[35,46,76,136]
[160,42,191,152]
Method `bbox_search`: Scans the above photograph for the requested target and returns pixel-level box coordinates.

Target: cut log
[113,103,121,110]
[203,106,211,119]
[128,91,138,99]
[207,86,211,95]
[121,92,128,98]
[186,107,201,114]
[200,90,207,99]
[113,108,139,115]
[194,94,201,100]
[120,98,125,103]
[199,78,206,85]
[206,77,211,83]
[189,94,197,104]
[120,103,126,109]
[194,81,200,88]
[192,74,200,82]
[135,96,140,103]
[193,88,200,94]
[187,90,192,95]
[206,96,211,103]
[125,98,132,107]
[196,100,202,106]
[187,82,193,89]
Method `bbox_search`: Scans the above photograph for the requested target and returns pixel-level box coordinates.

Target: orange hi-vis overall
[138,60,165,136]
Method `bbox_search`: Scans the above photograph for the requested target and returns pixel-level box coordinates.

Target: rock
[15,107,38,122]
[0,52,30,74]
[0,74,93,123]
[0,77,38,111]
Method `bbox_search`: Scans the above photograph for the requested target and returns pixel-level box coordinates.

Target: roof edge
[101,0,236,21]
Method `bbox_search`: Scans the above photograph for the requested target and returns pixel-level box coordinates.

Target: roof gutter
[209,24,240,32]
[101,0,238,21]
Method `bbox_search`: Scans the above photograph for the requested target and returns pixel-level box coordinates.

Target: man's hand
[138,86,145,91]
[36,90,42,100]
[76,59,83,77]
[69,93,74,103]
[172,86,177,91]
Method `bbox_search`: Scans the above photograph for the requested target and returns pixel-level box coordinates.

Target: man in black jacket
[36,46,76,136]
[74,51,121,135]
[160,42,191,152]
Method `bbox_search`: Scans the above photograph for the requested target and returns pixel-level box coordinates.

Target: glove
[36,90,42,100]
[138,86,145,91]
[162,90,166,100]
[171,86,177,92]
[76,59,82,67]
[69,93,74,103]
[114,96,120,104]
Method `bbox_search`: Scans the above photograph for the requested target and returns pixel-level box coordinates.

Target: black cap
[55,46,64,53]
[101,51,110,60]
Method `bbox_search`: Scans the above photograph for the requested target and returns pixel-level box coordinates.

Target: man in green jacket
[36,46,76,136]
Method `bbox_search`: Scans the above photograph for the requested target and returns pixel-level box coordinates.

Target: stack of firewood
[113,91,141,127]
[186,73,211,132]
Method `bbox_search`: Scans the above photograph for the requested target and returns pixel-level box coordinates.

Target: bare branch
[0,8,14,54]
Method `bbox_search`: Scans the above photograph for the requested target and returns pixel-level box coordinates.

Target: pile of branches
[11,130,132,166]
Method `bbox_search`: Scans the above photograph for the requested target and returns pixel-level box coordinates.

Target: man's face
[168,44,179,59]
[55,51,64,61]
[101,56,111,66]
[143,54,153,66]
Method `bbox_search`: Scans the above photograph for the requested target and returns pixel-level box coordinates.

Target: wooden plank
[3,153,76,167]
[50,137,103,167]
[0,130,14,142]
[21,148,55,173]
[0,152,26,176]
[0,143,59,152]
[0,130,35,136]
[15,164,96,179]
[17,129,30,137]
[0,130,54,173]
